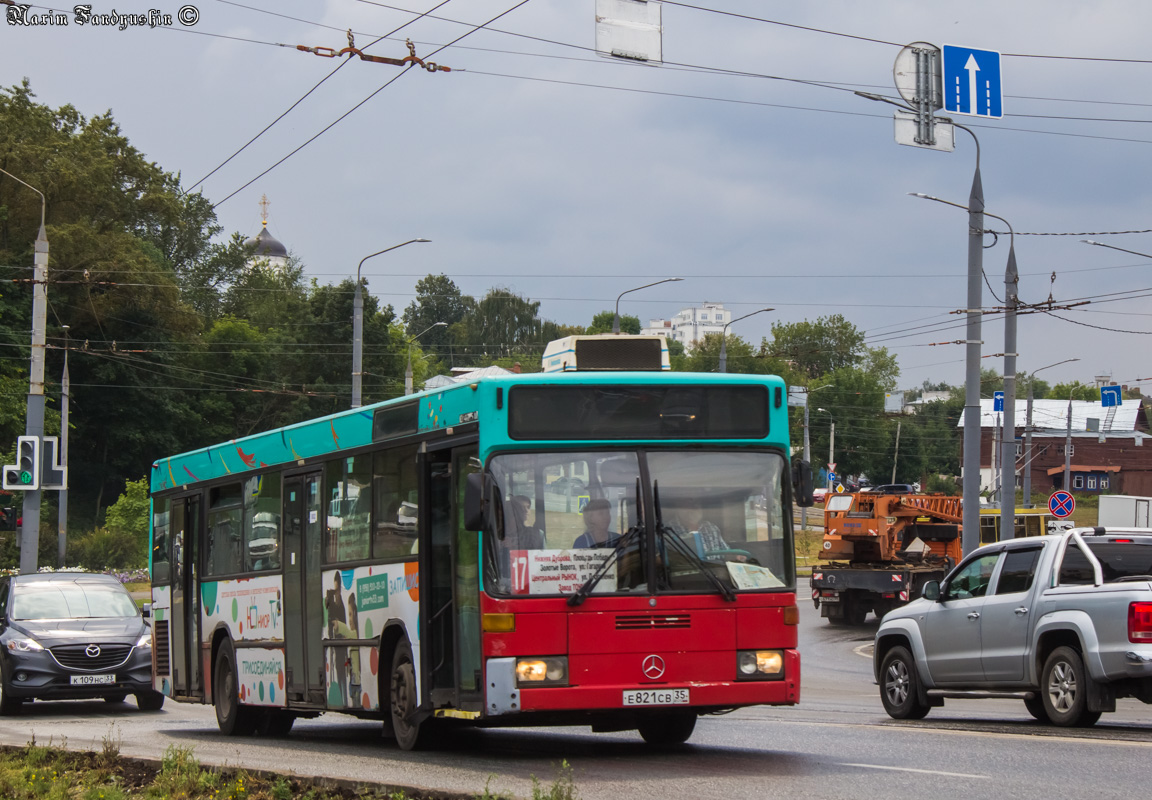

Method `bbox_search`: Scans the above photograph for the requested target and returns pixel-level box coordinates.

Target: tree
[403,275,475,367]
[587,311,639,335]
[769,315,868,381]
[1050,382,1100,402]
[672,333,791,375]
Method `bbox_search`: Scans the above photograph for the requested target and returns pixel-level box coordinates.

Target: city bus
[148,370,811,748]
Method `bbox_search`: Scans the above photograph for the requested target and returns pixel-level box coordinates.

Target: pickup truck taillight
[1129,602,1152,642]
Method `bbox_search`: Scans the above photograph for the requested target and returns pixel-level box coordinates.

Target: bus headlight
[737,650,784,679]
[515,657,568,687]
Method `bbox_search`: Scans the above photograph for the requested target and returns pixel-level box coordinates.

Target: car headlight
[515,656,568,687]
[6,637,43,653]
[135,632,153,649]
[737,649,784,679]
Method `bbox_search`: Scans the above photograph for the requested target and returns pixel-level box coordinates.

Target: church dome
[245,226,288,259]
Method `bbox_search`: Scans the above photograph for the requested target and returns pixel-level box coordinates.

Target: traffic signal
[0,507,14,531]
[3,436,40,491]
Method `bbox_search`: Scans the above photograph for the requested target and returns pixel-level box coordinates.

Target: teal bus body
[149,370,800,748]
[151,372,790,493]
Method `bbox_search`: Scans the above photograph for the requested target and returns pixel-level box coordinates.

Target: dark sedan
[0,572,163,713]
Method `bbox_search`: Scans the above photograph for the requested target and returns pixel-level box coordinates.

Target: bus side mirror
[464,473,487,532]
[792,460,814,507]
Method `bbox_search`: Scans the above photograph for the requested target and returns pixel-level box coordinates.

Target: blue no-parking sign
[942,44,1003,118]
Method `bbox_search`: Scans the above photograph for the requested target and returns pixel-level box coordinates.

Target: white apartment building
[642,302,731,349]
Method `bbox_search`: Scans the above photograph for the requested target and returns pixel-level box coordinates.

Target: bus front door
[419,444,482,713]
[283,473,326,705]
[170,495,202,698]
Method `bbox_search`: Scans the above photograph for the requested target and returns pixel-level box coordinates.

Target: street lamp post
[1064,381,1084,493]
[816,408,835,491]
[1021,358,1080,507]
[612,278,682,334]
[352,239,430,408]
[718,307,773,373]
[405,322,448,396]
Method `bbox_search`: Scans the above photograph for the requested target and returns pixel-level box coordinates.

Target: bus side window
[244,473,282,572]
[373,445,418,560]
[152,499,171,584]
[206,484,243,577]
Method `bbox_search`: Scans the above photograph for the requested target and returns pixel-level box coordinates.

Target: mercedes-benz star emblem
[642,654,665,680]
[85,644,101,658]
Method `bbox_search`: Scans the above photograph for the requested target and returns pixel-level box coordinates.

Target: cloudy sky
[5,0,1151,393]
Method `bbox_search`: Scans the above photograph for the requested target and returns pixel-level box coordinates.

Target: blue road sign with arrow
[1101,385,1123,408]
[993,391,1004,412]
[942,44,1002,118]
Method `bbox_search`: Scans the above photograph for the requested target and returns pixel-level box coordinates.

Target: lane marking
[852,643,874,660]
[753,717,1152,748]
[840,762,989,780]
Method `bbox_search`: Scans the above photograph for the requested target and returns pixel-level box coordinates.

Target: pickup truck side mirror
[921,581,940,602]
[792,460,814,507]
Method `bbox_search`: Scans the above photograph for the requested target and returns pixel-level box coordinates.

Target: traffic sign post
[942,45,1003,118]
[1049,490,1076,519]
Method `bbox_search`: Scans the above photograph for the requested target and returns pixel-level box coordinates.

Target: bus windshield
[485,449,792,597]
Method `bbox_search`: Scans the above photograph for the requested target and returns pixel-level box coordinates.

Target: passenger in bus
[574,498,621,549]
[507,495,544,550]
[670,500,738,561]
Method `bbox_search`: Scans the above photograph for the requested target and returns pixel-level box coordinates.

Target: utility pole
[1022,385,1034,507]
[0,169,49,574]
[802,400,810,532]
[891,420,902,484]
[1063,390,1075,491]
[997,224,1019,540]
[58,326,69,567]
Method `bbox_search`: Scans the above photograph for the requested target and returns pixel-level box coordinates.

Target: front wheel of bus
[215,640,257,736]
[390,640,429,751]
[638,711,696,746]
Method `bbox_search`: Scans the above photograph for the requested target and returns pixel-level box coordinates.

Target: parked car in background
[811,487,829,505]
[0,573,163,714]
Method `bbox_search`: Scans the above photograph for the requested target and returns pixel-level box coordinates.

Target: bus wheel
[638,711,696,746]
[390,640,428,751]
[261,709,295,737]
[214,640,257,736]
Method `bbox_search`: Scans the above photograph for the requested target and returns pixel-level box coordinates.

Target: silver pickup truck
[874,527,1152,727]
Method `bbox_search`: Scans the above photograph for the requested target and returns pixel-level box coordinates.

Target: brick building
[960,398,1152,496]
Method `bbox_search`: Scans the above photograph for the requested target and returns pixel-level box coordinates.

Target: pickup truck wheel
[879,646,930,720]
[1041,646,1101,728]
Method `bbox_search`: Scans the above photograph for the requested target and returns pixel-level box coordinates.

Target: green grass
[0,739,577,800]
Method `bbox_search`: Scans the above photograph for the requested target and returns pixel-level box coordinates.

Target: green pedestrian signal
[3,436,39,491]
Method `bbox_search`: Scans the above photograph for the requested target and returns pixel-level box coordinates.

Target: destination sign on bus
[509,548,617,595]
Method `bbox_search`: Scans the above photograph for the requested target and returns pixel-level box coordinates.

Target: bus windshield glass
[485,450,792,597]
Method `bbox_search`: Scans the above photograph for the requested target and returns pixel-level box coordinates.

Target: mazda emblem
[642,654,665,680]
[85,644,101,658]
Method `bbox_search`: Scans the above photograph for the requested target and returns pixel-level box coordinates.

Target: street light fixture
[613,278,683,334]
[405,322,448,396]
[718,307,773,373]
[1081,240,1152,260]
[1020,358,1080,507]
[352,238,431,408]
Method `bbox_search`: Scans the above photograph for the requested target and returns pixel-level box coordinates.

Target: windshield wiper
[568,479,643,607]
[653,481,736,603]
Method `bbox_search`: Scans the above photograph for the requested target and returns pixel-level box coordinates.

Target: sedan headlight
[737,649,784,680]
[515,656,568,687]
[135,632,153,649]
[6,637,44,653]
